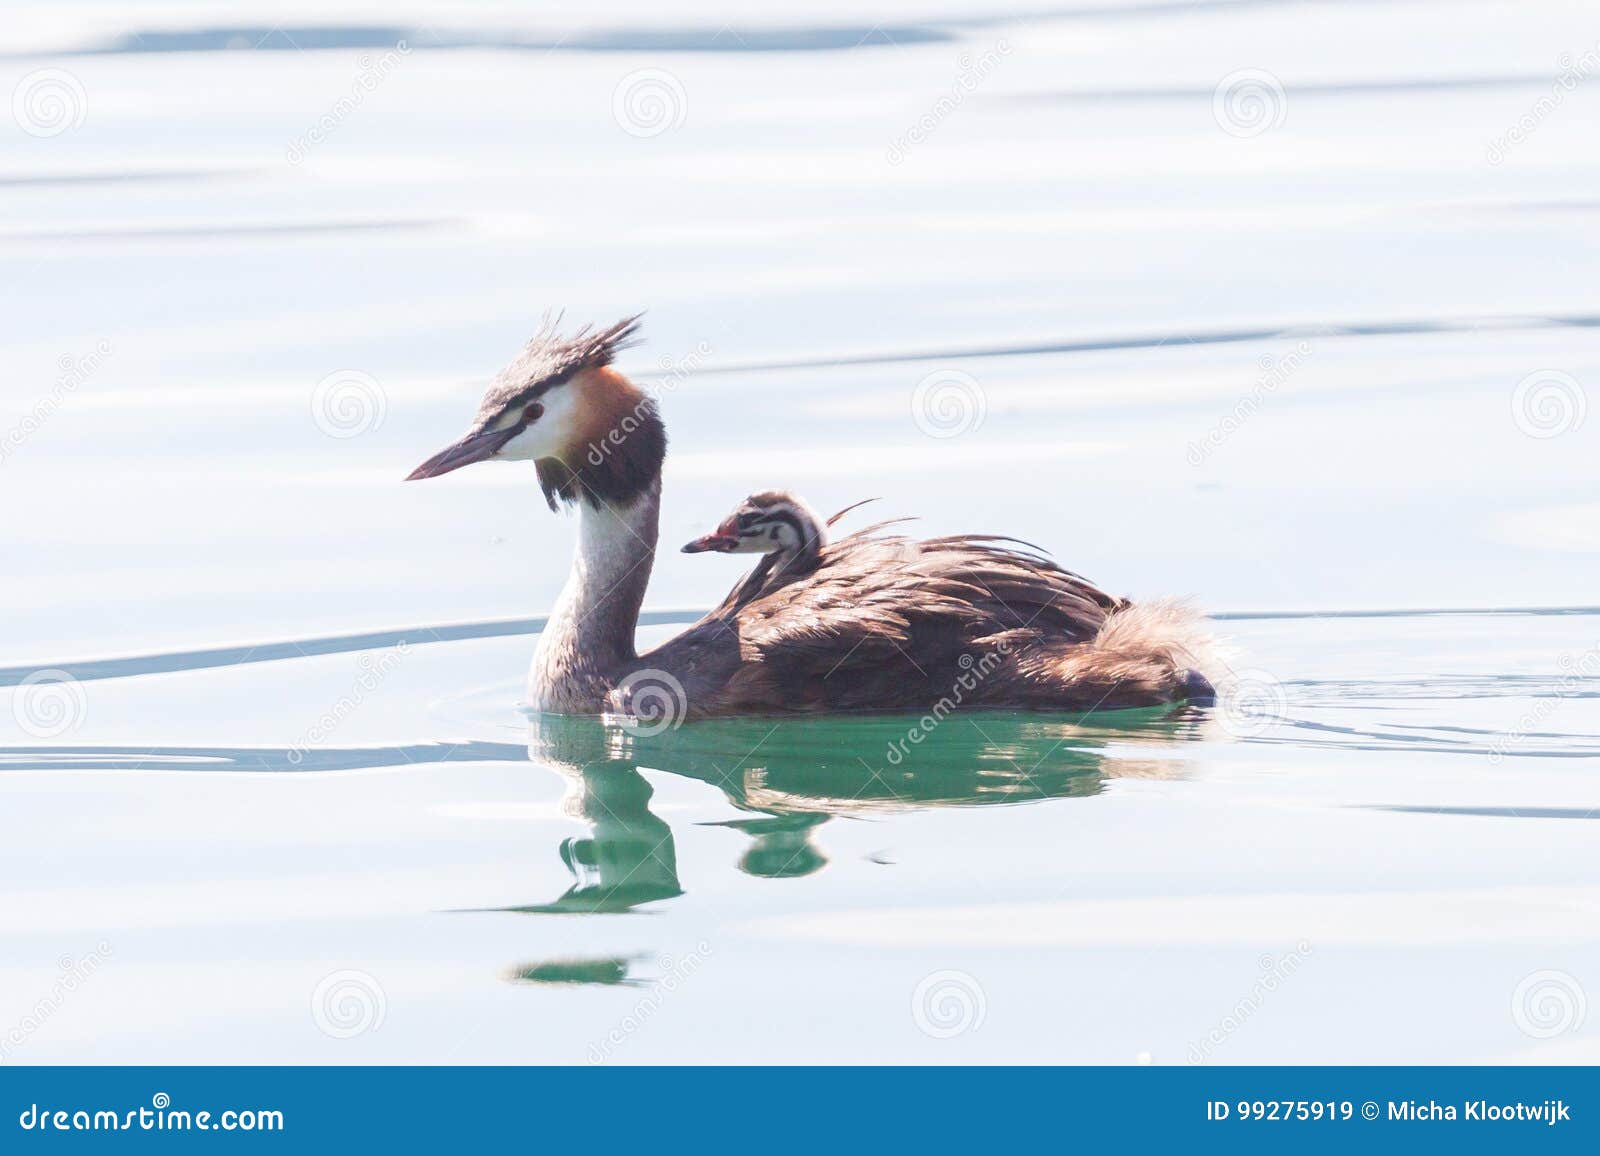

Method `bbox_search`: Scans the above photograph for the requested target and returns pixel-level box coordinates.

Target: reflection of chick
[705,814,829,879]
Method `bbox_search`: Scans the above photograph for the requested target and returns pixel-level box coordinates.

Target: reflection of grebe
[407,317,1217,718]
[493,711,1199,913]
[486,724,682,914]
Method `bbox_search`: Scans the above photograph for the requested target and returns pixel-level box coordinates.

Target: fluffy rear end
[1011,598,1218,709]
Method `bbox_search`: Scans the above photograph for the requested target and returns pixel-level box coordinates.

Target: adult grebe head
[405,314,664,510]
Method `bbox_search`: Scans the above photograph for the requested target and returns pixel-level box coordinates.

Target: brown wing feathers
[648,509,1198,715]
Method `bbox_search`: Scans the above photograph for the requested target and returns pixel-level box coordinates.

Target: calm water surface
[2,610,1597,1062]
[2,1,1599,1062]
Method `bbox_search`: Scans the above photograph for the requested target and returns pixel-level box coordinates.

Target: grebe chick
[681,491,832,608]
[684,489,825,560]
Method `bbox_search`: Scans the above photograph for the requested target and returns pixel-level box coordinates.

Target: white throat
[528,480,661,714]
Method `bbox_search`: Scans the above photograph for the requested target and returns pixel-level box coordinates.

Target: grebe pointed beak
[682,532,738,553]
[405,425,520,480]
[682,518,740,553]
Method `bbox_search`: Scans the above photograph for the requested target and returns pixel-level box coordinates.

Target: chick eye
[523,402,544,424]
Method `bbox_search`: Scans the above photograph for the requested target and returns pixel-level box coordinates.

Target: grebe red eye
[523,402,544,424]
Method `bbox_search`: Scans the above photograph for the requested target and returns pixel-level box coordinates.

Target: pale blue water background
[1,1,1598,1062]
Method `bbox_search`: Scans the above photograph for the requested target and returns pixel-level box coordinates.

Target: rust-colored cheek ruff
[534,368,666,511]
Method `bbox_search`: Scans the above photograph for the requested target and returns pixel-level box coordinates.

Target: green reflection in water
[499,707,1205,915]
[506,957,638,987]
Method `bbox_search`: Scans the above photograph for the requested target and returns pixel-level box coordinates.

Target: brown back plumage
[636,516,1210,716]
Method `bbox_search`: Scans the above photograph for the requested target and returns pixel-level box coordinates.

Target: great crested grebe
[408,316,1216,717]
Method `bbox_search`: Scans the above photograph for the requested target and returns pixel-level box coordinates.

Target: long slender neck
[529,480,660,713]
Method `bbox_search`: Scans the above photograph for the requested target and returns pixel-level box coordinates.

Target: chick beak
[681,518,739,553]
[405,425,520,480]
